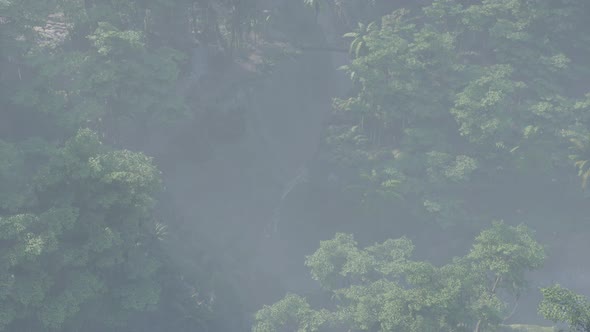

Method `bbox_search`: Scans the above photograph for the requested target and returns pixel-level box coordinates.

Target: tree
[342,21,377,58]
[253,294,333,332]
[322,0,590,231]
[539,285,590,332]
[11,14,186,136]
[253,222,545,331]
[468,222,546,332]
[0,129,163,331]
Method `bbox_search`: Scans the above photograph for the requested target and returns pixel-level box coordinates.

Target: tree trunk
[474,275,502,332]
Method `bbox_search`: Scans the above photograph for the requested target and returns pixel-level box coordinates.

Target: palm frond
[343,21,377,58]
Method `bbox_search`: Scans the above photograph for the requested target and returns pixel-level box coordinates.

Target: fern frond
[575,160,588,173]
[354,39,364,57]
[343,32,359,38]
[154,222,168,241]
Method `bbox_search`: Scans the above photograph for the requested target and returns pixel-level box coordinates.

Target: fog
[1,1,590,331]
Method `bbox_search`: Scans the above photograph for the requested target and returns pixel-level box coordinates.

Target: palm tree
[343,21,376,58]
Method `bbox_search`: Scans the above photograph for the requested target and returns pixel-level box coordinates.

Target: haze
[1,1,589,331]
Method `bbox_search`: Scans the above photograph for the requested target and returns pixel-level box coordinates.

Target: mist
[1,1,590,331]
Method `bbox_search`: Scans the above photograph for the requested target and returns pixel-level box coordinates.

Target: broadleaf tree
[539,285,590,332]
[253,221,545,332]
[0,129,163,331]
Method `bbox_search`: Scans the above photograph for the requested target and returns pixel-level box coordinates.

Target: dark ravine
[128,13,353,330]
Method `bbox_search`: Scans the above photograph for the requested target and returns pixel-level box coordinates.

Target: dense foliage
[1,0,590,331]
[0,129,162,331]
[253,222,545,331]
[0,0,251,330]
[539,285,590,332]
[326,0,590,230]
